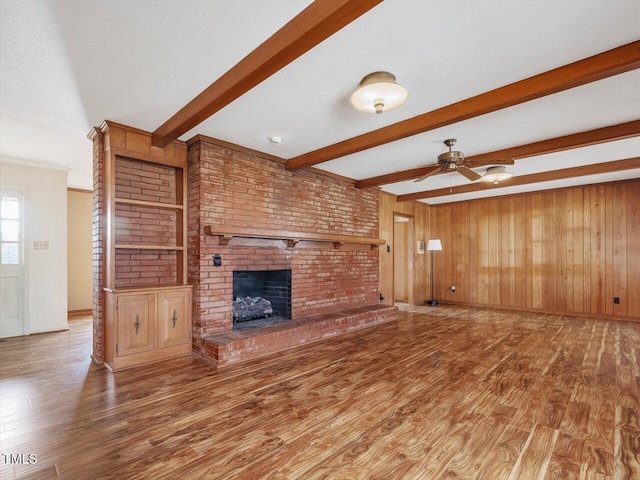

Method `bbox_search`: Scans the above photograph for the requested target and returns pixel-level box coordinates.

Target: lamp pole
[428,249,436,306]
[426,239,442,306]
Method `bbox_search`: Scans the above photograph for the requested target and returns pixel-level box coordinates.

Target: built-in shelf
[115,244,184,251]
[203,225,386,250]
[104,284,187,293]
[114,198,184,210]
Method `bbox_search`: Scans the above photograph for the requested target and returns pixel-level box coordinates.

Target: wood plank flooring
[1,305,639,479]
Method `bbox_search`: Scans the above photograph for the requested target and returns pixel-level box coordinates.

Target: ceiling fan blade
[486,158,514,165]
[456,165,482,181]
[413,165,443,182]
[468,158,515,168]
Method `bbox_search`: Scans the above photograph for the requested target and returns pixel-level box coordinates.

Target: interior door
[0,190,24,338]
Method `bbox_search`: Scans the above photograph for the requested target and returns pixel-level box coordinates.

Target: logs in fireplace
[233,296,273,322]
[232,270,292,326]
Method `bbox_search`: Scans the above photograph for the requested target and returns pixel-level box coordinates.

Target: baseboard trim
[68,309,92,318]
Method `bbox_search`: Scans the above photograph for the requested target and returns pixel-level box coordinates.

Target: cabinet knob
[134,314,141,335]
[172,309,177,328]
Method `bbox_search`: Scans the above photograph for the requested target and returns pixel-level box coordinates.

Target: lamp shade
[481,166,513,184]
[350,72,408,114]
[427,239,442,251]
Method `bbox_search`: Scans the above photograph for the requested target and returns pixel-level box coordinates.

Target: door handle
[172,309,177,328]
[134,314,140,335]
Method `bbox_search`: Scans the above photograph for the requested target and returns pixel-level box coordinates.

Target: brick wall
[113,157,180,286]
[114,157,176,202]
[188,138,380,355]
[114,250,178,288]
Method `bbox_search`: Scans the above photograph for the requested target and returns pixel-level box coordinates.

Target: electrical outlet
[614,297,620,304]
[33,241,49,250]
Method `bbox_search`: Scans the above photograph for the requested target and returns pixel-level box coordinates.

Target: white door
[0,190,24,337]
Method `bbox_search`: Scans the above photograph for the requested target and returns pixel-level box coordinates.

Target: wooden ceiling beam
[356,166,441,189]
[396,157,640,202]
[287,40,640,171]
[355,120,640,188]
[151,0,382,148]
[465,119,640,165]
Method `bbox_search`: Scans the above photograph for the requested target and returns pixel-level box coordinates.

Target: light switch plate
[33,241,49,249]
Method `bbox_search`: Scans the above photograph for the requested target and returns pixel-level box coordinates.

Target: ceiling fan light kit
[482,166,513,184]
[350,71,408,114]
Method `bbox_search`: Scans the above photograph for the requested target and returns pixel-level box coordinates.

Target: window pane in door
[1,243,19,264]
[1,197,19,219]
[1,220,19,242]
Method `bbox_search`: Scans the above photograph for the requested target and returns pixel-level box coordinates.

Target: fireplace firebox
[232,270,291,328]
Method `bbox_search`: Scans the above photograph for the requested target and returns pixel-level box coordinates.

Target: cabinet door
[116,293,155,357]
[157,290,191,349]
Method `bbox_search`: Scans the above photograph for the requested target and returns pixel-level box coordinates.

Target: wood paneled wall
[379,191,431,306]
[429,179,640,319]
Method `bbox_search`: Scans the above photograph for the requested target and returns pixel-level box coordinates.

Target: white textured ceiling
[1,0,638,202]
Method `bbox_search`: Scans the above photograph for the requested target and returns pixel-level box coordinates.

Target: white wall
[0,159,68,333]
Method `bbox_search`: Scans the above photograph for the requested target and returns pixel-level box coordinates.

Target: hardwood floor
[1,306,639,479]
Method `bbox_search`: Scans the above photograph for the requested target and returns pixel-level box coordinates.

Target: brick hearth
[198,304,398,366]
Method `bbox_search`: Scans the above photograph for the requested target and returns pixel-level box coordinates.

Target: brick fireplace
[187,135,397,364]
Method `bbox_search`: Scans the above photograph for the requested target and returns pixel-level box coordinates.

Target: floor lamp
[427,239,442,306]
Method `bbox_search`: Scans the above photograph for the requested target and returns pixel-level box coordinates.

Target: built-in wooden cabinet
[104,286,191,371]
[98,121,192,371]
[116,292,155,357]
[157,289,191,349]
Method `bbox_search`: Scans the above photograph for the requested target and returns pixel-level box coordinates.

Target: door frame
[392,212,415,305]
[0,185,30,336]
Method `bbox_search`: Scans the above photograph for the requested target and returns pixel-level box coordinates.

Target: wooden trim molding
[67,187,92,194]
[287,40,640,171]
[356,120,640,188]
[397,157,640,201]
[152,0,383,147]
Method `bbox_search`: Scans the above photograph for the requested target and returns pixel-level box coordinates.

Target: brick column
[187,142,205,355]
[88,128,105,363]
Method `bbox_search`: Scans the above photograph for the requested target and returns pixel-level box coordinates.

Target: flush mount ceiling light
[268,135,283,144]
[350,71,408,114]
[482,166,513,184]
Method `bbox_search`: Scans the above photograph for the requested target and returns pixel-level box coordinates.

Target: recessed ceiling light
[268,136,283,144]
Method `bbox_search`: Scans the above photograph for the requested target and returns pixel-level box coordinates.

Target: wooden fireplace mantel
[203,225,386,250]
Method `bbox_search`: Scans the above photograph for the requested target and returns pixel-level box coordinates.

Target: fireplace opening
[232,270,291,329]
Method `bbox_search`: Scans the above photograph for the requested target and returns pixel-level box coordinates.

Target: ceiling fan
[414,139,514,183]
